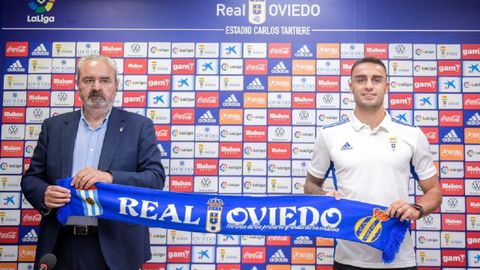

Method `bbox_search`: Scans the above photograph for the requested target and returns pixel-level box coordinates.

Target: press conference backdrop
[1,0,480,269]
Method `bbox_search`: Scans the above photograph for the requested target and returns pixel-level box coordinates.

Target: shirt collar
[80,108,111,130]
[350,110,392,132]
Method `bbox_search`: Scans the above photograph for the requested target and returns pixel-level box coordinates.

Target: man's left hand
[71,167,113,190]
[387,199,421,221]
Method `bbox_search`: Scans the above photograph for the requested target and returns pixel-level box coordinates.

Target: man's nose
[365,79,374,89]
[92,79,102,89]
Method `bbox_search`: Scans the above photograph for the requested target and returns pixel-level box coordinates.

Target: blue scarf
[56,178,409,263]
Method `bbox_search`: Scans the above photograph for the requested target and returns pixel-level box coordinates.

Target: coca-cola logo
[22,210,42,226]
[0,231,17,238]
[0,230,18,243]
[173,113,193,120]
[6,42,29,57]
[23,214,41,221]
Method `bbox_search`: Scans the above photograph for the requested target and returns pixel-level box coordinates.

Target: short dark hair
[350,57,387,75]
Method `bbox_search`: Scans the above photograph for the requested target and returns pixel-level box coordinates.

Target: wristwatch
[410,203,425,218]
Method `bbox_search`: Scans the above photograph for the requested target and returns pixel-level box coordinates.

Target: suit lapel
[98,108,127,171]
[61,111,81,177]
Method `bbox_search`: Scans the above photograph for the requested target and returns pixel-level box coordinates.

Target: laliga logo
[27,0,56,24]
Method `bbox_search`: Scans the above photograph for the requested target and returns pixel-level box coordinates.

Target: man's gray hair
[76,55,118,81]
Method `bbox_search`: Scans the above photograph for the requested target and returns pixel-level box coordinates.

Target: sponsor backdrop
[1,0,480,269]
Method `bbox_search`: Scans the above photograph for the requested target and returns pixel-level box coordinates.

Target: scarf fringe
[56,179,71,226]
[382,219,410,263]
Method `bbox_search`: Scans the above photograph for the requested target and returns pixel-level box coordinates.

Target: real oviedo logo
[27,0,56,24]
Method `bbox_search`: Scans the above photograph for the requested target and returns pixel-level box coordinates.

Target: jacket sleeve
[109,117,165,190]
[21,120,51,214]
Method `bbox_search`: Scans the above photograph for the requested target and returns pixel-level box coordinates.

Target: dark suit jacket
[21,107,165,270]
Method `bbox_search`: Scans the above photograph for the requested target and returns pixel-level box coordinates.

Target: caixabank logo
[27,0,56,24]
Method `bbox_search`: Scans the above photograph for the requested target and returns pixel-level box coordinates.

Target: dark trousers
[53,229,109,270]
[334,261,417,270]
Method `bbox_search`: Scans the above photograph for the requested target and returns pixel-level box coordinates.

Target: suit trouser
[53,227,109,270]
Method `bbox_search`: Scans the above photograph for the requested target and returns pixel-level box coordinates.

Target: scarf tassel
[382,219,410,263]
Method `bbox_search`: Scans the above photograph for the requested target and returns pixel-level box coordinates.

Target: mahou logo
[1,141,24,157]
[467,197,480,213]
[340,60,356,75]
[442,214,465,231]
[268,109,291,125]
[194,159,218,175]
[268,143,291,160]
[124,59,147,74]
[244,126,267,142]
[169,176,193,192]
[242,247,266,263]
[364,43,388,58]
[100,42,124,57]
[5,42,28,57]
[292,93,315,108]
[441,180,465,195]
[2,108,26,123]
[219,142,243,158]
[317,76,340,91]
[27,91,50,106]
[51,74,75,90]
[466,162,480,178]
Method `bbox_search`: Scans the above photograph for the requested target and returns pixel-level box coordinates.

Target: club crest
[354,208,390,243]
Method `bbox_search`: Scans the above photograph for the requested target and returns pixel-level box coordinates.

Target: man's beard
[85,90,108,107]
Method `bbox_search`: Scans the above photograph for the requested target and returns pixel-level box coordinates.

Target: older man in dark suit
[22,55,165,270]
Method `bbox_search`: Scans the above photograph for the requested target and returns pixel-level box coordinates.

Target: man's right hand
[44,185,71,209]
[325,190,341,200]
